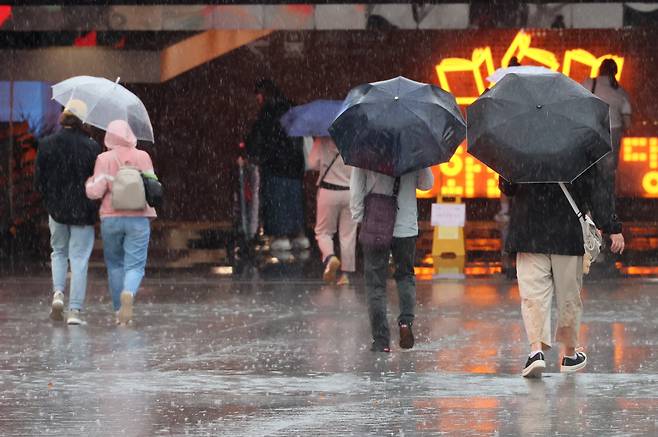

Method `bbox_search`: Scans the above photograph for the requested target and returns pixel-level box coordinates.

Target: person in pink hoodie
[86,120,157,325]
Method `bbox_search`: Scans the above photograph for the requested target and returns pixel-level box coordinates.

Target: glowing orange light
[435,30,625,106]
[501,31,560,71]
[435,47,495,105]
[562,50,624,80]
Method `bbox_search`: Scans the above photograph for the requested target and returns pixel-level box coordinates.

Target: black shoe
[370,342,391,353]
[399,323,414,349]
[561,351,587,373]
[522,352,546,378]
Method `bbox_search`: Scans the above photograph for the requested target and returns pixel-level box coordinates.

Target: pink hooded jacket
[86,120,157,219]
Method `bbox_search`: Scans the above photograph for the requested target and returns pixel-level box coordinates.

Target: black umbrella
[328,76,466,177]
[467,72,611,183]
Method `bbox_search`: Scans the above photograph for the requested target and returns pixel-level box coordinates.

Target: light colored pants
[516,252,584,349]
[314,188,357,272]
[48,217,95,310]
[101,217,151,311]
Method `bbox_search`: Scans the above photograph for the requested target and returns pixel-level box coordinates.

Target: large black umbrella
[328,76,466,176]
[467,71,611,183]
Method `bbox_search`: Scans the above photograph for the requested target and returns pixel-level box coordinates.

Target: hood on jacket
[105,120,137,150]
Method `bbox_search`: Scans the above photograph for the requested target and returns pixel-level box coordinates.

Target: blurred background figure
[245,79,309,253]
[308,136,356,285]
[582,59,632,192]
[551,14,566,29]
[34,100,101,325]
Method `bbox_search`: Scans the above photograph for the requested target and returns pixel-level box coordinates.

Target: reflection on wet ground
[0,275,657,436]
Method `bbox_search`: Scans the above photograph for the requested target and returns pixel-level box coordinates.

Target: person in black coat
[245,79,309,252]
[500,162,624,377]
[34,101,101,325]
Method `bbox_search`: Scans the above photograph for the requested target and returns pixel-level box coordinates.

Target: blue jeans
[101,217,151,311]
[48,217,95,310]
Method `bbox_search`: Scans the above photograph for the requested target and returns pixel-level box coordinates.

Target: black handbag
[142,175,163,208]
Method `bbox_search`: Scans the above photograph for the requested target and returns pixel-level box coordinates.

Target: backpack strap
[591,77,597,94]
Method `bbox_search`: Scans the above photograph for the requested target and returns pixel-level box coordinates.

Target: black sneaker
[370,342,391,353]
[522,352,546,378]
[399,323,414,349]
[561,351,587,373]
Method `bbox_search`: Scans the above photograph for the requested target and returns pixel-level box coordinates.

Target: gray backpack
[111,152,147,210]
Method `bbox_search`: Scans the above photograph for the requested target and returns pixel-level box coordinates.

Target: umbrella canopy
[328,76,466,177]
[280,99,342,137]
[486,65,556,84]
[52,76,154,142]
[467,71,611,183]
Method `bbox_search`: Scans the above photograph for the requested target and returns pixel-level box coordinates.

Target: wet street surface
[1,274,657,436]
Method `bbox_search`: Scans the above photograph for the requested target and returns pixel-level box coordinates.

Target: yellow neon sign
[435,30,625,104]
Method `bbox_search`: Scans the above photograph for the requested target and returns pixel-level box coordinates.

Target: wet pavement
[1,273,657,436]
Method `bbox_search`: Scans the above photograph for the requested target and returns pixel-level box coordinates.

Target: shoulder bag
[358,177,400,250]
[559,182,603,274]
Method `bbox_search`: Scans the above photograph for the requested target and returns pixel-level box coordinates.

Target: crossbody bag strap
[559,182,585,224]
[392,176,401,198]
[317,153,340,187]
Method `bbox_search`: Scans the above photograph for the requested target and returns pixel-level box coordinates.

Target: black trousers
[363,236,417,347]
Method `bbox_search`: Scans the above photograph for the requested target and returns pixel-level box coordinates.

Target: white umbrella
[52,75,154,142]
[486,66,556,84]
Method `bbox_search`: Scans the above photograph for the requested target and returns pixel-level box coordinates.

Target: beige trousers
[314,188,357,272]
[516,252,584,349]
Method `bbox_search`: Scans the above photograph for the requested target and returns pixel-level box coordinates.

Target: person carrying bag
[309,137,357,285]
[350,167,434,353]
[86,120,158,326]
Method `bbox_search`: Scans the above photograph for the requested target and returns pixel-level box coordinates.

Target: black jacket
[34,127,101,226]
[500,163,622,256]
[245,98,305,179]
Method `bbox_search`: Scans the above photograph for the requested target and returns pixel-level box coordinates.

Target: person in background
[582,59,632,190]
[35,100,101,325]
[86,120,157,326]
[308,136,357,285]
[245,79,309,253]
[351,167,434,352]
[499,162,624,378]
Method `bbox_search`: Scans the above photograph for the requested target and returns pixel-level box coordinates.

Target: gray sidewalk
[0,274,656,436]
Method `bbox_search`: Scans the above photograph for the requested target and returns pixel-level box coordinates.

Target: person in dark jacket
[34,100,101,325]
[500,163,624,378]
[245,79,309,252]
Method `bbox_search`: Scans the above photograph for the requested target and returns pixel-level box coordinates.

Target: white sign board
[431,203,466,227]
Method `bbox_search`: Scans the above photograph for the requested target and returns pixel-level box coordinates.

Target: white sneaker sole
[522,359,546,378]
[67,316,82,325]
[50,298,64,321]
[118,292,134,325]
[561,357,587,373]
